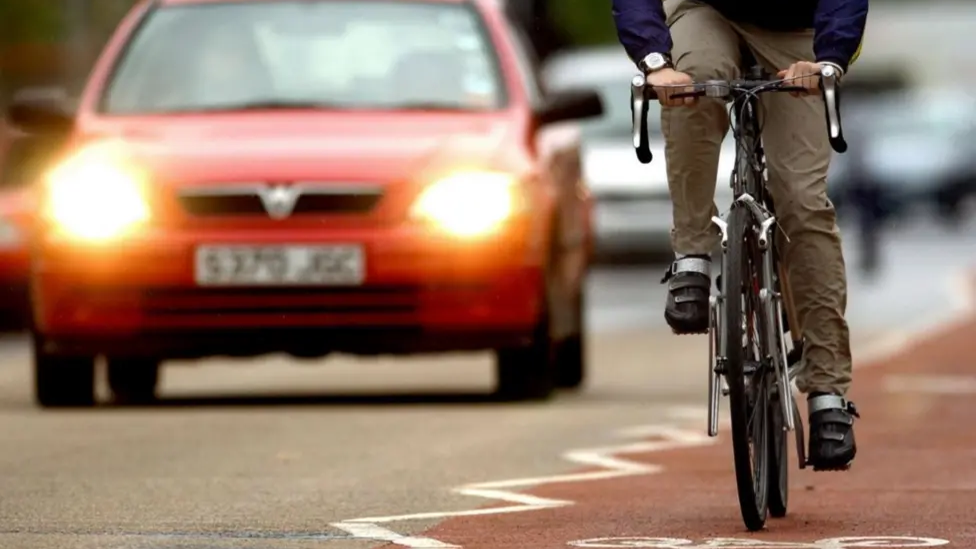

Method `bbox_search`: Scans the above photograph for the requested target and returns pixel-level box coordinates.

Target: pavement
[0,217,973,549]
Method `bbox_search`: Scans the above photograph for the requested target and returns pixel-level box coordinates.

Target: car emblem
[258,184,301,219]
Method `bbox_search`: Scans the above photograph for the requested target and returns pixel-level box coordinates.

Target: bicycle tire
[767,386,789,517]
[768,240,794,518]
[724,204,770,532]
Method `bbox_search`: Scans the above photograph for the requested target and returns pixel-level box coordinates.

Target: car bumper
[32,226,546,358]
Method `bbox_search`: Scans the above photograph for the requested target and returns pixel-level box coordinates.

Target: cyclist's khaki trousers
[661,0,852,395]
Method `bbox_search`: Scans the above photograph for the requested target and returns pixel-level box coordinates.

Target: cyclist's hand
[647,68,696,107]
[777,61,823,97]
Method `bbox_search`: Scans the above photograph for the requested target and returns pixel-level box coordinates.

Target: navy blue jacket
[611,0,868,72]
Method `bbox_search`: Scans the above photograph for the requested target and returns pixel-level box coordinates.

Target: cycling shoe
[807,393,859,471]
[661,256,711,335]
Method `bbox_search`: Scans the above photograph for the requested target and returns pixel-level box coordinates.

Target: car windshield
[99,0,507,114]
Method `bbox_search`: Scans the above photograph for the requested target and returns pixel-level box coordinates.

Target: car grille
[177,184,383,217]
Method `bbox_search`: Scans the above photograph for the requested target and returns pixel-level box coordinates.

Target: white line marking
[330,425,716,547]
[567,536,951,548]
[334,523,460,548]
[332,270,974,547]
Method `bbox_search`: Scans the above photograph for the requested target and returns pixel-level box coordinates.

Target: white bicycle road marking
[330,272,974,548]
[567,537,950,548]
[331,422,717,547]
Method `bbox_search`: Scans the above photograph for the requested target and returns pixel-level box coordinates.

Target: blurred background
[0,2,972,546]
[2,0,975,269]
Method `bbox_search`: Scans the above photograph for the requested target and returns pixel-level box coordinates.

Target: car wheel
[33,337,97,408]
[107,358,161,405]
[494,291,557,402]
[555,289,586,390]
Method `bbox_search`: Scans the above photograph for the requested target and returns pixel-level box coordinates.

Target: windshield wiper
[203,99,346,112]
[385,101,478,111]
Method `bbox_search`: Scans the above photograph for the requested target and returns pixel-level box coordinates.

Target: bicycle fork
[705,194,797,439]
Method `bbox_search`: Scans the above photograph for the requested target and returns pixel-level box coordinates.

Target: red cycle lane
[397,287,976,548]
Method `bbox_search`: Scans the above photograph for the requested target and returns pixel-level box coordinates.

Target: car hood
[75,112,519,186]
[582,137,737,197]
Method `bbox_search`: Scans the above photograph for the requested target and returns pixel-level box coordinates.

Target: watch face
[643,53,667,71]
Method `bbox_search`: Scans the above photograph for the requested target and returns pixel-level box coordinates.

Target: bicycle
[628,56,848,532]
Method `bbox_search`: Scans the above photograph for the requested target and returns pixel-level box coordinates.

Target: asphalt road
[0,216,972,549]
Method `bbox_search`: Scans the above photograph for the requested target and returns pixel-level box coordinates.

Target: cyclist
[611,0,867,471]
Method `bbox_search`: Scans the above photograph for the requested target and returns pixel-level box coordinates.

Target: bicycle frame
[628,63,847,448]
[707,83,798,442]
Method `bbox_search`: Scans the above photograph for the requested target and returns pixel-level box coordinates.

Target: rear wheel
[555,289,586,390]
[33,336,97,408]
[724,205,771,532]
[767,388,790,518]
[107,358,161,405]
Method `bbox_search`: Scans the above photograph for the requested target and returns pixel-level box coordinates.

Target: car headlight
[43,142,150,242]
[410,171,522,237]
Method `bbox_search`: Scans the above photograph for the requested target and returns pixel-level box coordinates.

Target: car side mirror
[535,89,604,127]
[6,86,74,135]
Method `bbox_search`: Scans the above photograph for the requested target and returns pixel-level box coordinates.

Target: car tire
[555,289,586,390]
[494,294,557,402]
[33,337,97,408]
[107,358,161,405]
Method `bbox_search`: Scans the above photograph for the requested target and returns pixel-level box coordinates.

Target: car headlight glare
[411,171,521,237]
[44,142,150,241]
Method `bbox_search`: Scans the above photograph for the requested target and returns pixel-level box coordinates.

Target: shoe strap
[809,394,859,418]
[671,257,711,276]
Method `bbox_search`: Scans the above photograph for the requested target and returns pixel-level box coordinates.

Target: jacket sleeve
[813,0,869,73]
[611,0,671,66]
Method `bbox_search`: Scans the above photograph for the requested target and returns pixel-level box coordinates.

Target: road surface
[0,218,973,549]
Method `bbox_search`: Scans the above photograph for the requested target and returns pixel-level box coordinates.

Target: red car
[6,0,602,407]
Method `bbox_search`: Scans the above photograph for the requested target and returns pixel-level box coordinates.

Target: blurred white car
[543,46,735,257]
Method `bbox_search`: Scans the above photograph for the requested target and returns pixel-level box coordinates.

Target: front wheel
[33,335,97,408]
[724,205,770,532]
[494,288,557,401]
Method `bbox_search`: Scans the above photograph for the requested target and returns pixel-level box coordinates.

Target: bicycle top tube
[629,66,847,165]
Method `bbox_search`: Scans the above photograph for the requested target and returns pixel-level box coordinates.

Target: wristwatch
[638,52,673,74]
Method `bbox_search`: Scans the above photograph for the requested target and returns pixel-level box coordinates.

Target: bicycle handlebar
[630,65,847,164]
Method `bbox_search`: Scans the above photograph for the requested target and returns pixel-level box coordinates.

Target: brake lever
[819,64,848,154]
[630,74,653,164]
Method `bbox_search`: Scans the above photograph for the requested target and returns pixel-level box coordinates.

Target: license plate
[195,244,365,286]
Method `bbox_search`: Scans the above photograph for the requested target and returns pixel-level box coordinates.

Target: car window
[99,0,508,114]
